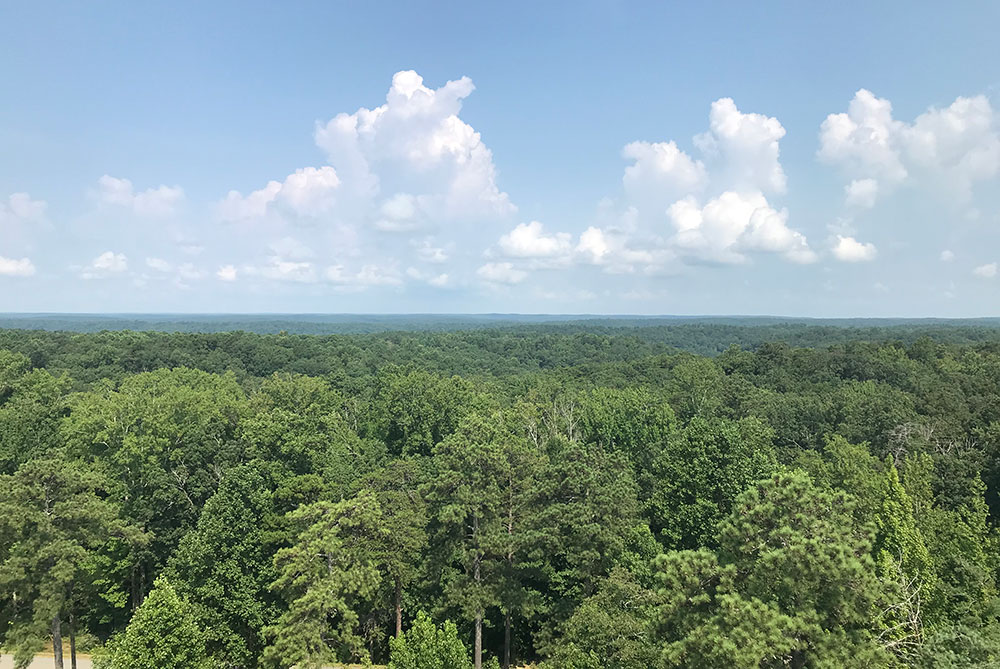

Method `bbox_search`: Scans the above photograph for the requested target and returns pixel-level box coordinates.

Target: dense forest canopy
[3,321,1000,667]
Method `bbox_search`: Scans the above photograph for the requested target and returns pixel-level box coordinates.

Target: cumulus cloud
[607,97,812,271]
[218,166,340,221]
[312,69,514,224]
[831,235,878,262]
[574,226,659,272]
[668,191,816,264]
[940,249,955,262]
[497,221,572,259]
[217,265,238,282]
[974,262,997,278]
[694,97,788,194]
[81,251,128,279]
[0,256,35,277]
[819,90,1000,203]
[97,175,183,217]
[622,141,707,215]
[477,261,527,284]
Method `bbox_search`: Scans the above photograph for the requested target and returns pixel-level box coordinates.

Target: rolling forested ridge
[4,322,1000,668]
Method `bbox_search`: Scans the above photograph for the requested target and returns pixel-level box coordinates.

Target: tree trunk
[474,610,482,669]
[504,609,511,669]
[472,513,482,669]
[394,575,403,637]
[69,612,77,669]
[51,614,64,669]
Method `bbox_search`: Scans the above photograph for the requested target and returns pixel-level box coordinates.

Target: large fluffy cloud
[593,98,812,271]
[694,97,788,194]
[819,90,1000,205]
[214,70,517,292]
[668,191,816,264]
[311,69,514,225]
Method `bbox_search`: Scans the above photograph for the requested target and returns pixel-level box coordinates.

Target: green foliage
[655,471,889,668]
[4,323,1000,666]
[168,464,280,668]
[388,611,471,669]
[648,416,776,549]
[0,456,130,666]
[104,576,209,669]
[541,568,659,669]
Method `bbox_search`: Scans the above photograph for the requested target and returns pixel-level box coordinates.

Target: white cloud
[81,251,128,279]
[668,191,816,264]
[413,239,449,263]
[844,178,879,208]
[818,90,907,185]
[622,141,707,211]
[476,261,527,284]
[606,97,810,270]
[313,70,514,223]
[253,258,318,283]
[819,90,1000,202]
[903,95,1000,201]
[145,257,172,272]
[0,256,35,277]
[497,221,572,259]
[1,193,47,222]
[97,175,183,217]
[406,267,450,287]
[218,166,340,221]
[575,226,658,272]
[831,235,878,262]
[325,264,402,288]
[940,249,955,262]
[974,262,997,278]
[693,97,788,194]
[217,265,238,282]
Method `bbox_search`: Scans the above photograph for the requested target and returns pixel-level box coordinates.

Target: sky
[1,1,999,316]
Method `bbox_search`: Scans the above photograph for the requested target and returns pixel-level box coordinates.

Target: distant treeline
[3,322,1000,385]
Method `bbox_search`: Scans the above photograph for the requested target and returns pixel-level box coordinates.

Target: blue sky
[2,1,999,315]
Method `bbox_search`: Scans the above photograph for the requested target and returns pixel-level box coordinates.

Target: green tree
[168,465,280,668]
[648,416,776,550]
[541,568,659,669]
[359,459,429,640]
[62,368,247,608]
[264,492,385,667]
[655,471,889,668]
[0,456,131,669]
[104,576,209,669]
[427,411,544,669]
[0,351,69,475]
[388,611,472,669]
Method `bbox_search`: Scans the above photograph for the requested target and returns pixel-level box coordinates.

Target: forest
[3,323,1000,668]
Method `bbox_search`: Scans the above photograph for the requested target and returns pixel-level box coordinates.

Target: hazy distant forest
[4,320,1000,668]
